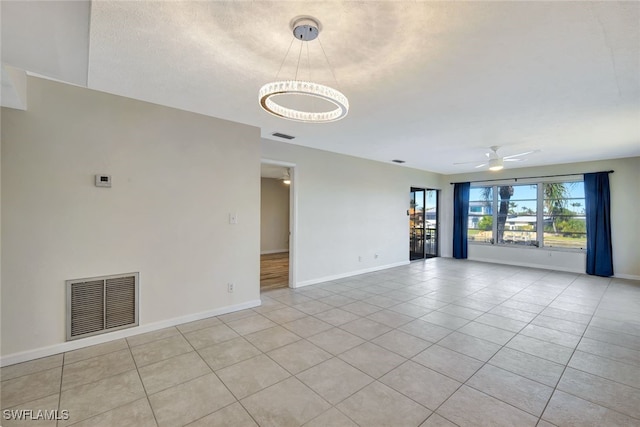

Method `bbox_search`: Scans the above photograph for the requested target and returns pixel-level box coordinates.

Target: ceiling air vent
[272,132,295,140]
[66,273,139,341]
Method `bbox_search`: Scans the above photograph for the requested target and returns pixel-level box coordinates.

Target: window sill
[469,242,586,253]
[542,246,586,253]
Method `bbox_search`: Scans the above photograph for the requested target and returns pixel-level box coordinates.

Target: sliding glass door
[410,188,439,260]
[409,188,425,260]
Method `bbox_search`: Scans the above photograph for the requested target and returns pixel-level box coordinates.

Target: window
[497,184,538,246]
[469,180,585,250]
[467,186,493,244]
[543,181,586,249]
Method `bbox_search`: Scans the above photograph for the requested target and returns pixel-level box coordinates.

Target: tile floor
[2,258,640,426]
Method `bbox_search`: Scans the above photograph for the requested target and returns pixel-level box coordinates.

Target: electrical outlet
[228,283,234,293]
[374,253,379,259]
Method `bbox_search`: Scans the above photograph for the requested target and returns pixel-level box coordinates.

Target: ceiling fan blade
[504,158,525,162]
[474,163,488,168]
[453,160,484,165]
[503,149,539,159]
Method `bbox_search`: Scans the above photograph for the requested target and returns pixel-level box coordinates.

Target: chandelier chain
[294,40,303,81]
[275,37,295,81]
[317,37,341,91]
[306,40,311,82]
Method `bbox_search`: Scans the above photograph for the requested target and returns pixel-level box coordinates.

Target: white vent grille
[66,273,139,340]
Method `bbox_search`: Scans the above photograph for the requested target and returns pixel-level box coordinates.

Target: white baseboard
[614,273,640,281]
[468,256,584,274]
[467,256,640,281]
[294,261,410,288]
[260,249,289,255]
[0,299,262,367]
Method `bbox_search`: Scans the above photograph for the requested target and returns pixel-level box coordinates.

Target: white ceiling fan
[454,146,540,171]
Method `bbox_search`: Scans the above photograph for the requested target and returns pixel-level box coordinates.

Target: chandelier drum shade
[259,17,349,123]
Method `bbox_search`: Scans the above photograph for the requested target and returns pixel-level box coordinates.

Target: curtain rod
[450,170,614,185]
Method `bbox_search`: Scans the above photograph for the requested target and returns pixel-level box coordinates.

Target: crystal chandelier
[259,17,349,123]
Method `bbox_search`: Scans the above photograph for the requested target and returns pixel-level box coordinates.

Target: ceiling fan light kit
[259,16,349,123]
[488,158,504,171]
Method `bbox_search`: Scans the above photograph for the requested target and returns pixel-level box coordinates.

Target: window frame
[541,180,586,250]
[468,178,585,252]
[467,186,494,245]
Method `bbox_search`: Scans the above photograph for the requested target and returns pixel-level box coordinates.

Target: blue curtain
[453,182,470,259]
[584,172,613,277]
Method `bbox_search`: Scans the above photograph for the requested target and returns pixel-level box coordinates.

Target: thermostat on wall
[95,174,112,188]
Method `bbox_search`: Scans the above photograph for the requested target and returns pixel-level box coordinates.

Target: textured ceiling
[2,1,639,174]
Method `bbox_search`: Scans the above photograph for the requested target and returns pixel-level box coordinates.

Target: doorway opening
[410,187,439,260]
[260,160,296,291]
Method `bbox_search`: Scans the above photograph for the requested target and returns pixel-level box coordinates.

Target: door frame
[261,159,297,288]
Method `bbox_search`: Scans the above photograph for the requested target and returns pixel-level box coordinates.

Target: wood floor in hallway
[260,252,289,291]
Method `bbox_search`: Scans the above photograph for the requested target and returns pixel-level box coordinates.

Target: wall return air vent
[66,272,139,341]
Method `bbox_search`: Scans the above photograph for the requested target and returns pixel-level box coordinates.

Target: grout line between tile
[422,269,580,424]
[56,353,64,427]
[534,276,614,424]
[126,334,160,427]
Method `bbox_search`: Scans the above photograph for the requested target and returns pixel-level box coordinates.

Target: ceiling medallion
[259,17,349,123]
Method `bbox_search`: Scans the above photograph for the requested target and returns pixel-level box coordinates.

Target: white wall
[261,177,290,254]
[1,77,261,360]
[262,139,445,286]
[5,79,636,364]
[442,157,640,279]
